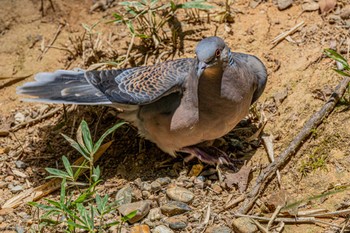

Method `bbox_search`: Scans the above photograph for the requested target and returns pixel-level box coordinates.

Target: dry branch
[37,23,64,61]
[237,76,350,214]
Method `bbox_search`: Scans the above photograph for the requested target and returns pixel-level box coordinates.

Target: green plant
[111,0,214,65]
[324,49,350,103]
[29,120,136,232]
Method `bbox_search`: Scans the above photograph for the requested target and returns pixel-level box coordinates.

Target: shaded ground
[1,0,350,232]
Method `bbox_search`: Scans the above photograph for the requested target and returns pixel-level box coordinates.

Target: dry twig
[237,76,350,214]
[262,135,281,186]
[271,21,305,49]
[10,107,63,132]
[37,23,64,61]
[234,213,342,228]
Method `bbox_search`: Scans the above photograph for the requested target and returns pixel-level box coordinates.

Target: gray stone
[207,225,232,233]
[116,184,133,205]
[164,215,188,230]
[160,201,191,216]
[15,225,25,233]
[142,182,152,191]
[15,160,27,169]
[277,0,293,10]
[147,207,163,221]
[153,225,174,233]
[232,217,258,233]
[302,1,319,12]
[151,181,161,191]
[166,187,194,203]
[14,112,25,124]
[118,201,150,223]
[156,177,171,186]
[9,184,23,193]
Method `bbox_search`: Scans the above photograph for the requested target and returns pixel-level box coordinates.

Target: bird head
[195,36,230,77]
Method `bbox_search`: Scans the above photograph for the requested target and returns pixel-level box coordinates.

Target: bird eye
[215,49,221,57]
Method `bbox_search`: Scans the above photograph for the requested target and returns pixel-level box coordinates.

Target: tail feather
[17,70,112,105]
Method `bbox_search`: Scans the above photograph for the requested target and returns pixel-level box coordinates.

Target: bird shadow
[19,105,260,187]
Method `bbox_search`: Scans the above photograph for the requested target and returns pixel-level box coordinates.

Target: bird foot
[180,146,242,169]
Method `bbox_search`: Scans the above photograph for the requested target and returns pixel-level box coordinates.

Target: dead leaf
[319,0,337,14]
[225,165,251,192]
[188,164,204,177]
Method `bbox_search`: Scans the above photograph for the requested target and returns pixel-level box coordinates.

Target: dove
[17,36,267,165]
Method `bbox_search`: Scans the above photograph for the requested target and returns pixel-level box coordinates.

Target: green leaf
[96,194,109,214]
[67,219,89,230]
[61,133,90,160]
[178,0,214,10]
[62,156,74,178]
[60,178,66,207]
[80,120,94,153]
[105,220,121,228]
[126,21,135,34]
[92,166,101,183]
[46,199,62,209]
[45,168,70,179]
[93,121,126,154]
[121,210,137,222]
[324,49,350,70]
[28,202,59,211]
[113,13,123,21]
[73,192,89,204]
[333,68,350,77]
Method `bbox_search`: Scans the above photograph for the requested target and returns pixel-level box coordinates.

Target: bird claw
[180,146,242,170]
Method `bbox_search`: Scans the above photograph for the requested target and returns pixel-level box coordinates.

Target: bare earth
[1,0,350,232]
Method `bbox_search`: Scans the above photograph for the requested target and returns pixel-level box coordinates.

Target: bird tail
[17,70,112,105]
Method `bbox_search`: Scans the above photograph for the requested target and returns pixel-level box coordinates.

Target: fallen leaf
[225,165,251,192]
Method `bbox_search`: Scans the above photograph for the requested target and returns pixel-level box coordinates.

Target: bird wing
[85,58,195,105]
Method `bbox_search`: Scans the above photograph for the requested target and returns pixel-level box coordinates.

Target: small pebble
[0,181,7,189]
[200,168,217,176]
[156,177,171,186]
[134,178,142,188]
[5,176,14,182]
[302,1,319,11]
[206,225,232,233]
[211,184,223,194]
[160,201,191,216]
[141,182,152,191]
[341,6,350,20]
[116,184,133,205]
[142,190,151,199]
[194,176,206,189]
[118,201,150,223]
[130,224,150,233]
[277,0,293,10]
[15,160,27,169]
[9,184,23,193]
[147,207,163,221]
[232,217,258,233]
[15,225,25,233]
[14,112,25,124]
[153,225,174,233]
[151,181,161,191]
[166,187,194,203]
[164,215,188,230]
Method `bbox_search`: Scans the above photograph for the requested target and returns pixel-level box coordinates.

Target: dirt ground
[1,0,350,232]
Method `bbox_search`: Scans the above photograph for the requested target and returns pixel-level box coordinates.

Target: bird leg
[180,145,240,167]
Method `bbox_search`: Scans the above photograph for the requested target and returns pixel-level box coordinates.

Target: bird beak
[197,61,207,77]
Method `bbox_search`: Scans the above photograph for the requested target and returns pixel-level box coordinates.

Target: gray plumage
[17,36,267,164]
